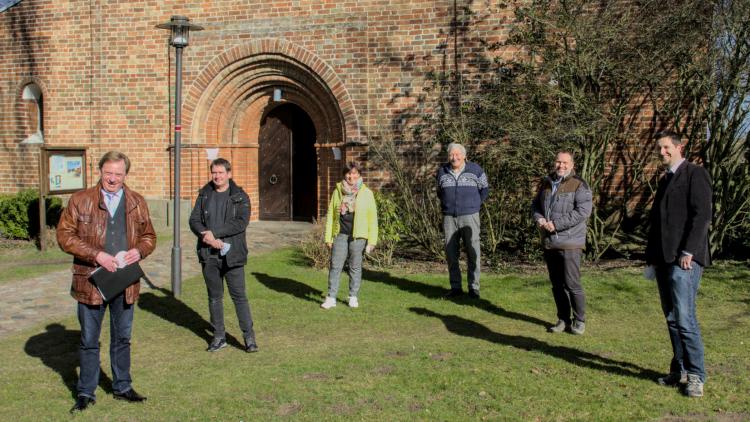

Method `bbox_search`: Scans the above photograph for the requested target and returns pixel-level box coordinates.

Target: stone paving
[0,221,313,339]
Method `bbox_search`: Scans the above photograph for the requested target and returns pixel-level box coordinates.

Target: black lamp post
[156,15,203,297]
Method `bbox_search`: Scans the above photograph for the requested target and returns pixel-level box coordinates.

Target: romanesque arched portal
[180,39,361,221]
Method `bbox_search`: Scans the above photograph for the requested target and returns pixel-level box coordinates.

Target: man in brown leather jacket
[57,151,156,413]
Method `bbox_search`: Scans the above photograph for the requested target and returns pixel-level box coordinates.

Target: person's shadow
[137,278,243,350]
[252,272,323,303]
[364,268,549,328]
[410,307,661,382]
[24,323,113,399]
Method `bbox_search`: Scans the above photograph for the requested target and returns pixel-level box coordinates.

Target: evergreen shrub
[0,190,62,240]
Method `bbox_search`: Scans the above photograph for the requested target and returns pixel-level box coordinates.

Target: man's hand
[543,221,556,232]
[95,251,119,272]
[200,231,223,249]
[326,243,333,250]
[205,239,224,249]
[679,254,693,270]
[123,249,141,266]
[366,244,375,254]
[537,217,547,228]
[201,230,216,244]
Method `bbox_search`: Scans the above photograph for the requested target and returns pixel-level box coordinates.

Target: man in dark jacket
[646,131,712,398]
[57,151,156,413]
[531,151,592,335]
[189,158,258,353]
[436,143,490,298]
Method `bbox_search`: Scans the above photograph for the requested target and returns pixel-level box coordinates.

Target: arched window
[21,83,43,144]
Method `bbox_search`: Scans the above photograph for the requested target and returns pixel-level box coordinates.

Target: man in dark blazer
[646,130,712,398]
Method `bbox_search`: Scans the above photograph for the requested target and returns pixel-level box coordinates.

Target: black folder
[89,263,145,301]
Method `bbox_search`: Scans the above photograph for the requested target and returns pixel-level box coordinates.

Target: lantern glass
[172,25,189,47]
[156,16,202,49]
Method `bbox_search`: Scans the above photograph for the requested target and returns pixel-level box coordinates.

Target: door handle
[269,174,278,185]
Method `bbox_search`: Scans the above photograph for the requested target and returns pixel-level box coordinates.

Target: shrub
[367,192,404,267]
[0,190,63,240]
[0,189,36,239]
[299,219,330,270]
[369,134,445,262]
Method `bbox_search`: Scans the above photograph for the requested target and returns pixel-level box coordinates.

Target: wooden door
[259,110,292,220]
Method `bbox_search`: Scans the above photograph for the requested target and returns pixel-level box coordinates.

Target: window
[21,83,43,144]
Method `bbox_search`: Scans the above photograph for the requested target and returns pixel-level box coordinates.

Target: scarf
[339,178,363,215]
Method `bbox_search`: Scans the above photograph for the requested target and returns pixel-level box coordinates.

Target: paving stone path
[0,221,313,339]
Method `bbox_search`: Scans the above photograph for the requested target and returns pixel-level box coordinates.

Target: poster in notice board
[43,148,87,194]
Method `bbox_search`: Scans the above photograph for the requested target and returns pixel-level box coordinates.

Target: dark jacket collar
[663,160,690,195]
[544,170,576,185]
[200,178,242,197]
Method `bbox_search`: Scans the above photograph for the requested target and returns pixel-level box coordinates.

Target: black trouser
[202,257,256,344]
[543,248,586,324]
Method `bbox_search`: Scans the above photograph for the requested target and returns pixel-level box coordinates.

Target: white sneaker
[348,296,359,308]
[321,297,336,309]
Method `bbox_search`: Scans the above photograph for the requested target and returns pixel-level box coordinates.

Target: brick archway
[179,39,362,220]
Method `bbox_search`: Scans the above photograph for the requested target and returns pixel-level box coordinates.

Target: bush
[369,134,445,262]
[0,190,63,240]
[367,192,404,267]
[299,219,330,270]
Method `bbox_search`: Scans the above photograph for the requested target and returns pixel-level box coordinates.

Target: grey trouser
[202,257,256,344]
[543,248,586,323]
[328,233,366,298]
[443,213,481,291]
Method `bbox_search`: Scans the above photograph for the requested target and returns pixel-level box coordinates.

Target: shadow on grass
[24,323,113,399]
[411,307,661,382]
[364,269,549,328]
[252,272,323,303]
[137,277,244,350]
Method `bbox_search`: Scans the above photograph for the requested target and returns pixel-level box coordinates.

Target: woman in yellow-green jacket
[321,162,378,309]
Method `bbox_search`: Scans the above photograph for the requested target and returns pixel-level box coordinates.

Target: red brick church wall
[0,0,518,219]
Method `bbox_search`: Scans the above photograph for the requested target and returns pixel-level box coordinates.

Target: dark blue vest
[104,192,128,255]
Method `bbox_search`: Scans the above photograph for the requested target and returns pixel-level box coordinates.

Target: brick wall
[0,0,519,220]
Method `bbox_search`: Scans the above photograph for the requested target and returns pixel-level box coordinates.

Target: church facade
[0,0,511,222]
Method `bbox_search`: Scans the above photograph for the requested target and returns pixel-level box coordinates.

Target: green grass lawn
[1,249,748,421]
[0,243,70,284]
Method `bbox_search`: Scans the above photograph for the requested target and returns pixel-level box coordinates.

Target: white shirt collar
[669,159,685,174]
[450,163,466,176]
[101,188,123,198]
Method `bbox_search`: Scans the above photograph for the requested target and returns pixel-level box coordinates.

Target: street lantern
[157,15,202,48]
[156,15,203,297]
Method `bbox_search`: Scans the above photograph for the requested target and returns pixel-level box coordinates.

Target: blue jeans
[327,234,366,298]
[77,293,134,399]
[655,262,705,382]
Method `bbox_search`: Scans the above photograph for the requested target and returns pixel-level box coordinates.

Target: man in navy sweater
[436,143,490,298]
